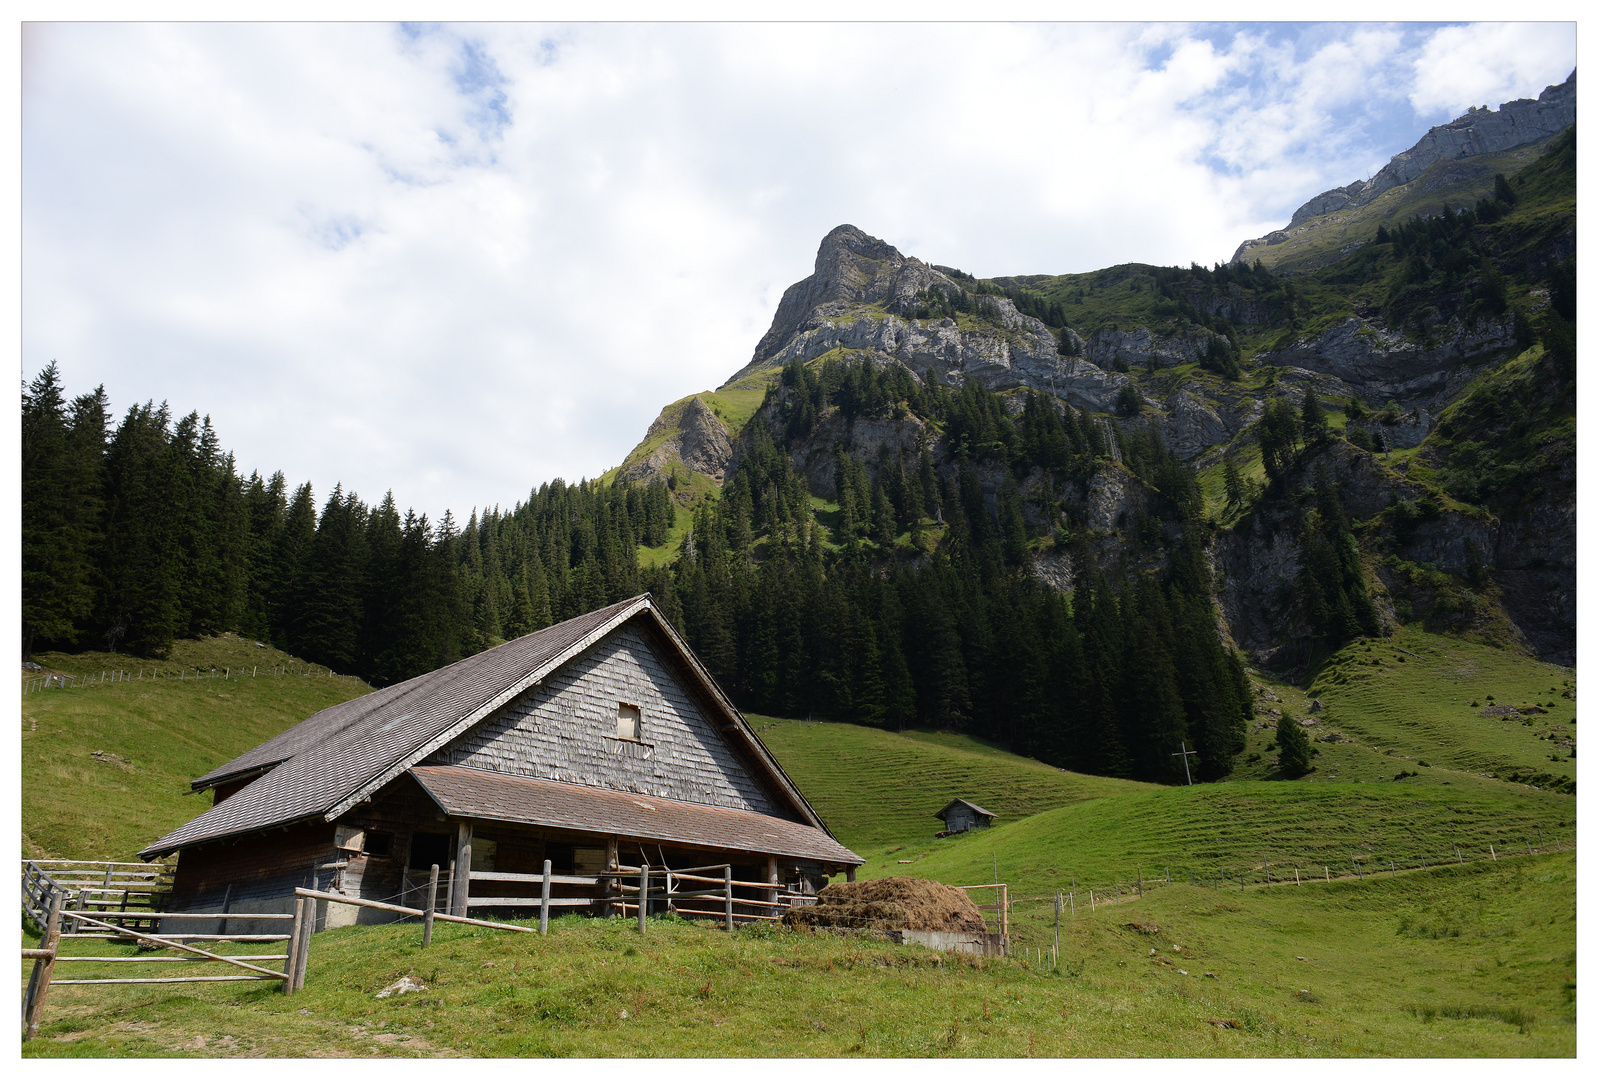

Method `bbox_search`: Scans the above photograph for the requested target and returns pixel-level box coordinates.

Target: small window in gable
[617,702,642,741]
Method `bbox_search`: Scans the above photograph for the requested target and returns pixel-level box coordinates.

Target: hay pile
[783,876,989,932]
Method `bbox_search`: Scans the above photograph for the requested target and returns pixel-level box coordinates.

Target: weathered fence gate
[20,862,314,1041]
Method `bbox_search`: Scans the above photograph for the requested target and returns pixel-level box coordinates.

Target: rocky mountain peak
[744,224,957,371]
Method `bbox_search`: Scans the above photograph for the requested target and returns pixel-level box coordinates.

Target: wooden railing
[22,859,174,934]
[604,863,812,930]
[21,893,313,1042]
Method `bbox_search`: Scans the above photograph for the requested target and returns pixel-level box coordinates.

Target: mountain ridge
[1231,70,1575,271]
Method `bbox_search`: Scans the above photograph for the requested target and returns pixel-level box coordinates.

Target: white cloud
[21,21,1576,522]
[1411,23,1576,118]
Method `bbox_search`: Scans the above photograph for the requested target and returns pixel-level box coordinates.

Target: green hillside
[23,852,1575,1058]
[21,633,370,862]
[877,780,1572,900]
[754,718,1154,855]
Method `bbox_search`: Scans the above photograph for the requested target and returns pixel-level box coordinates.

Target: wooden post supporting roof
[450,821,473,917]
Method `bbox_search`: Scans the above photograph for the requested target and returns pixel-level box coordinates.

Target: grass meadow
[22,852,1574,1057]
[18,625,1576,1056]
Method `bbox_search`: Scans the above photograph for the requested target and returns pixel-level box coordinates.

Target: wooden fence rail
[22,896,307,1042]
[22,665,364,694]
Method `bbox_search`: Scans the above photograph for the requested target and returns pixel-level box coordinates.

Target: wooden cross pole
[638,863,649,932]
[1170,741,1198,785]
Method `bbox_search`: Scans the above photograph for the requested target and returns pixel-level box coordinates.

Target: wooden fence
[607,862,815,930]
[23,663,362,694]
[21,893,319,1041]
[22,859,174,934]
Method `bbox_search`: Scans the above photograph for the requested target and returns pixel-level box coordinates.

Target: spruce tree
[21,365,100,654]
[1276,711,1312,776]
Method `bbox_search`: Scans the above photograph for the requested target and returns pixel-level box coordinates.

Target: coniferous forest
[22,357,1253,786]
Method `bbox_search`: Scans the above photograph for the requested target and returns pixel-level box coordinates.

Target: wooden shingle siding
[431,624,783,817]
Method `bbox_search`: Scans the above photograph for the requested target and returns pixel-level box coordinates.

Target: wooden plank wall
[427,624,794,819]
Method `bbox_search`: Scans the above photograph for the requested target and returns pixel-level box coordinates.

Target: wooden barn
[934,799,995,835]
[140,595,862,932]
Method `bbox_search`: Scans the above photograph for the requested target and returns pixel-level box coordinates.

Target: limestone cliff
[725,224,1126,414]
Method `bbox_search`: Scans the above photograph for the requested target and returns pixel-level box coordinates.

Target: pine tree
[1276,712,1313,776]
[1222,457,1246,513]
[21,365,101,654]
[1299,388,1328,443]
[96,403,183,656]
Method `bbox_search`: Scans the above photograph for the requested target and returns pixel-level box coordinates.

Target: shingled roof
[141,595,833,860]
[412,765,861,866]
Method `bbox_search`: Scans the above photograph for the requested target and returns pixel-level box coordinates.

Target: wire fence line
[1001,834,1577,926]
[22,663,365,694]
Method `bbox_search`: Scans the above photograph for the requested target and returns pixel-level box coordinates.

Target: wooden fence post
[22,890,64,1040]
[292,903,313,991]
[723,865,733,932]
[284,898,305,994]
[423,865,439,948]
[638,864,649,932]
[540,860,552,935]
[1053,892,1061,962]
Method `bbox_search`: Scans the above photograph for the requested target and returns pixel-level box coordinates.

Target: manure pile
[783,876,988,932]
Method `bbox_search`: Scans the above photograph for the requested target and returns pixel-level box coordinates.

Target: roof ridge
[191,595,650,790]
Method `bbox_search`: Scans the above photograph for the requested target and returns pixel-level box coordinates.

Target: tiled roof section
[410,764,864,866]
[937,798,995,820]
[141,597,648,859]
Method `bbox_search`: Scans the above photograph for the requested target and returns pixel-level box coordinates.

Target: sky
[20,20,1577,525]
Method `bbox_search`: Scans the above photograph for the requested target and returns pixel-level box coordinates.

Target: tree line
[23,357,1254,784]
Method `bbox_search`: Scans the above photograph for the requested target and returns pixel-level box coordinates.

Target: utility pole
[1171,742,1198,785]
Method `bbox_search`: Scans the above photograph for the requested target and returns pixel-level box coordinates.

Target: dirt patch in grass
[785,876,988,932]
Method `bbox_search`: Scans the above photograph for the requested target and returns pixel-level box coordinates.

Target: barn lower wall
[165,772,839,935]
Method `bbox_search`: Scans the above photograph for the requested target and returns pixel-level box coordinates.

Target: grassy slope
[21,633,371,862]
[753,718,1153,859]
[19,627,1578,1057]
[879,780,1572,900]
[22,852,1574,1057]
[1224,626,1577,793]
[604,368,781,486]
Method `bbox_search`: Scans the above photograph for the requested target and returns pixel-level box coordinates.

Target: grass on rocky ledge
[22,852,1574,1058]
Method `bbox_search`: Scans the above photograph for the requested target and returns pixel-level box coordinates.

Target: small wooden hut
[141,595,862,931]
[934,799,995,835]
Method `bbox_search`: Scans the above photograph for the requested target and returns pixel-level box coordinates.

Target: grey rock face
[1232,71,1575,264]
[1492,458,1576,666]
[740,224,956,374]
[1158,389,1231,460]
[1288,180,1369,227]
[617,395,733,484]
[1256,315,1515,399]
[1085,326,1215,371]
[1355,73,1575,209]
[726,225,1129,414]
[1350,408,1434,451]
